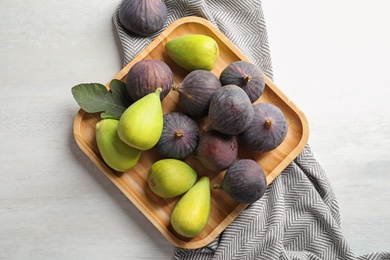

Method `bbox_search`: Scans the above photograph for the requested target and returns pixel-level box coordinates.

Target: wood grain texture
[73,17,309,249]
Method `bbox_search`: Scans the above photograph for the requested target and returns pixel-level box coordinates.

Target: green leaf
[71,79,133,120]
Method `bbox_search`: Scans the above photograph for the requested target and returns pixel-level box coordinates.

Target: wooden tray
[73,16,309,249]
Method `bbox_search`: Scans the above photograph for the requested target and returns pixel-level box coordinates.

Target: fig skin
[220,61,265,103]
[118,0,167,36]
[148,158,197,198]
[206,85,254,135]
[126,59,173,101]
[117,88,163,150]
[195,130,238,172]
[170,176,211,238]
[165,34,219,71]
[154,112,200,160]
[213,159,267,204]
[173,70,221,118]
[239,103,288,153]
[95,118,141,172]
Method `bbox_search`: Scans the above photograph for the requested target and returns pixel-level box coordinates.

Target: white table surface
[1,0,389,259]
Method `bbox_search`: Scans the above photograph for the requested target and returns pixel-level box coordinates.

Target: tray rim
[73,16,309,249]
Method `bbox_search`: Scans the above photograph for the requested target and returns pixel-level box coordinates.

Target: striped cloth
[112,1,390,259]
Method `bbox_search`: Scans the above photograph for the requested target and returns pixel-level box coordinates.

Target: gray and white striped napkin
[112,1,390,259]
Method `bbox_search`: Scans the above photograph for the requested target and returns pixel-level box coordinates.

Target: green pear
[96,118,141,172]
[117,88,163,150]
[170,176,211,238]
[148,158,197,198]
[165,34,219,71]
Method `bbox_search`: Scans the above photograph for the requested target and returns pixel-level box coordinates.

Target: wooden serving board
[73,16,309,249]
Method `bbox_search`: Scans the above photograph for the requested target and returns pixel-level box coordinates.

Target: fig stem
[171,83,179,92]
[264,119,272,128]
[212,183,221,189]
[244,75,252,82]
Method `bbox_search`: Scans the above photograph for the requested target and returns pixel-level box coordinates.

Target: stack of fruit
[72,0,288,237]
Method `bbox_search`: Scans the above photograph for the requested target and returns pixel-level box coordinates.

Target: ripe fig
[173,70,221,118]
[126,59,173,101]
[239,103,288,153]
[118,0,167,36]
[165,34,219,71]
[171,176,211,238]
[220,61,265,103]
[205,85,254,135]
[195,130,238,172]
[148,158,197,198]
[213,159,267,204]
[154,112,200,160]
[117,88,163,150]
[96,118,141,172]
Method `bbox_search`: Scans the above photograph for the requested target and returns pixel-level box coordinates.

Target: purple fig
[126,59,173,101]
[195,130,238,172]
[239,103,288,153]
[205,85,254,135]
[154,112,199,159]
[118,0,167,37]
[173,70,221,118]
[220,61,265,103]
[213,159,267,204]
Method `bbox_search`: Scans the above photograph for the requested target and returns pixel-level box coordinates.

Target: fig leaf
[71,79,133,120]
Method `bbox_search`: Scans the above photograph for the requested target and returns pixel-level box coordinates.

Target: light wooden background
[1,0,389,259]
